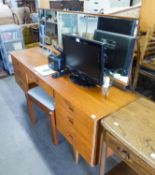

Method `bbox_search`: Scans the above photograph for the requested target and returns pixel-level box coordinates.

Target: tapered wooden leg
[27,95,35,126]
[73,148,79,164]
[99,141,107,175]
[49,111,58,145]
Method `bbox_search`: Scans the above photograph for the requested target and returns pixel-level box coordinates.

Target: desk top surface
[102,97,155,169]
[11,47,138,121]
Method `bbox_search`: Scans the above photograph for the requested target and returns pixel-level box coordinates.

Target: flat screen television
[62,34,105,86]
[97,16,138,36]
[94,30,136,76]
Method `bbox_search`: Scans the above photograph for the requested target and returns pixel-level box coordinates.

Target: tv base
[69,73,96,88]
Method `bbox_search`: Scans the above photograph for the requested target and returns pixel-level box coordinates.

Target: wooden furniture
[11,47,138,166]
[27,86,58,145]
[100,98,155,175]
[133,25,155,89]
[12,6,31,25]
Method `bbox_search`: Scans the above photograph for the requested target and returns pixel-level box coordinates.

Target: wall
[140,0,155,32]
[39,0,50,9]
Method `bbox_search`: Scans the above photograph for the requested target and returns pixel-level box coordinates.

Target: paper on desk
[34,64,56,76]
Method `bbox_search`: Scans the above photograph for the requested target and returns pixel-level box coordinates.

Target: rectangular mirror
[39,8,139,87]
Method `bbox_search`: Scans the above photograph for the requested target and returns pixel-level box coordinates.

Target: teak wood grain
[101,98,155,174]
[11,47,138,166]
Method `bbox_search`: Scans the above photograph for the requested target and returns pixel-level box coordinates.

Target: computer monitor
[94,30,136,75]
[97,16,138,36]
[62,34,105,86]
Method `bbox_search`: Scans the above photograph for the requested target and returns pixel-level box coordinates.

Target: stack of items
[0,24,24,75]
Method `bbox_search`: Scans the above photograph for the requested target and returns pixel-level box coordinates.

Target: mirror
[39,7,140,87]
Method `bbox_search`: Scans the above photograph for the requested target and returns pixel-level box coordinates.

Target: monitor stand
[69,72,96,88]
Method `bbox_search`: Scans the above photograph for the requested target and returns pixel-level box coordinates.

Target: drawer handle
[117,147,130,160]
[67,133,74,141]
[67,116,74,125]
[64,100,74,112]
[68,106,74,112]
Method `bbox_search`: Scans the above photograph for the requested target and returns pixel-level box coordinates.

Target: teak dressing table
[11,47,138,166]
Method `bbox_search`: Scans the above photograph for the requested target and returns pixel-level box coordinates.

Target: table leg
[99,138,107,175]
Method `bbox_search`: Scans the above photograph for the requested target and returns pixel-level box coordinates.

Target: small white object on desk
[102,76,111,96]
[34,64,56,76]
[113,73,128,84]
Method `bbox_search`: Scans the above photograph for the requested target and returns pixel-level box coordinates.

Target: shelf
[46,21,57,25]
[3,39,23,44]
[107,162,138,175]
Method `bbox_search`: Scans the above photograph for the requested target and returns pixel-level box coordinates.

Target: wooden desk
[100,98,155,175]
[11,47,138,166]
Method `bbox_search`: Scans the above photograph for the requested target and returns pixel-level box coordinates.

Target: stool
[27,86,58,145]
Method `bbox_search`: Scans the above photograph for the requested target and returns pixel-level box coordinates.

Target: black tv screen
[62,34,105,86]
[97,16,138,36]
[94,30,136,75]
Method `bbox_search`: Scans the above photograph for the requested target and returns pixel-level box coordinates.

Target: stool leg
[49,111,58,145]
[73,148,79,164]
[27,95,35,126]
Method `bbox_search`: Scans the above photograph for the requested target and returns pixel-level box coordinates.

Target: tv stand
[69,73,96,87]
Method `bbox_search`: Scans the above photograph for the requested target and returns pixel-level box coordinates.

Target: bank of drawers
[55,92,96,165]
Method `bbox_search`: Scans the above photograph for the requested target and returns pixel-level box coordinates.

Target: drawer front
[56,112,76,145]
[105,132,155,175]
[15,75,27,91]
[56,110,92,163]
[56,104,93,143]
[55,92,94,132]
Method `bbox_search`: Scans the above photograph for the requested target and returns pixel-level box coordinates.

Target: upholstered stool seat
[28,86,55,111]
[27,86,58,145]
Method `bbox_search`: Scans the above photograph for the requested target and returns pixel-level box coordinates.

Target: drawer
[56,113,76,145]
[12,58,28,92]
[105,132,154,175]
[26,69,39,85]
[55,92,94,132]
[56,112,92,163]
[56,103,94,143]
[15,74,27,91]
[13,59,23,75]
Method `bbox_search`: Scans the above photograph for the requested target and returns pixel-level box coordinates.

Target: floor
[0,76,118,175]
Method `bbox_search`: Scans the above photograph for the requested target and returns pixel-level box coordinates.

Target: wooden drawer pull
[67,116,74,125]
[68,106,74,112]
[64,100,74,112]
[117,147,130,160]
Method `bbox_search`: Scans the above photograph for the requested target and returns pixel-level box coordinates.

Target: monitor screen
[94,30,136,75]
[62,34,105,86]
[97,16,138,36]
